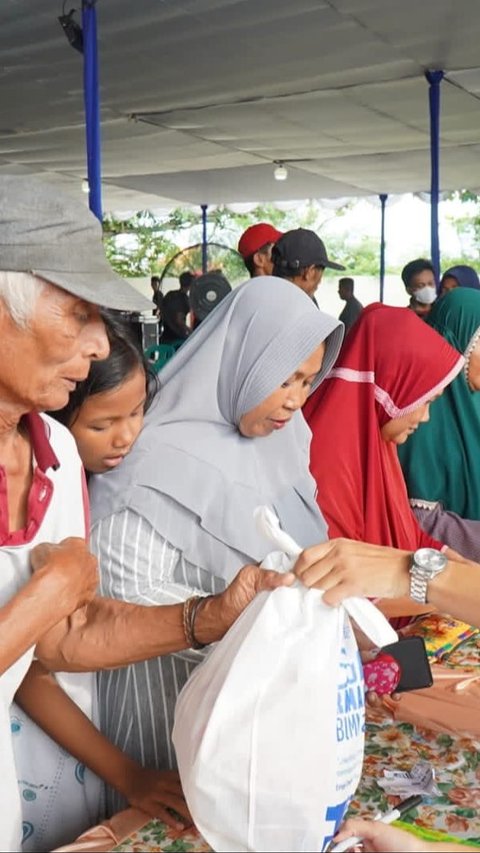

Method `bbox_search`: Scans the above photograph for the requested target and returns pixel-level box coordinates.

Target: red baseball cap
[237,223,283,259]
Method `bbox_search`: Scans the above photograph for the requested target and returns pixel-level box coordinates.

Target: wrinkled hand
[30,538,98,618]
[294,539,411,606]
[122,766,192,829]
[333,818,428,853]
[195,563,295,645]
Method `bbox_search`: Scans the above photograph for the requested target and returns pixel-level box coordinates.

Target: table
[350,712,480,843]
[104,712,480,851]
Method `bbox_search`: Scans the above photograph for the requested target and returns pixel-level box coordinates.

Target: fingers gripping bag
[173,507,397,852]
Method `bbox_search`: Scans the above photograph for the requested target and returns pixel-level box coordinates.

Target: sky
[319,193,475,267]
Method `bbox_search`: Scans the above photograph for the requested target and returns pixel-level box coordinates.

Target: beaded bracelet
[182,595,213,650]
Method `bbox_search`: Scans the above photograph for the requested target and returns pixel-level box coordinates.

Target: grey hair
[0,271,45,327]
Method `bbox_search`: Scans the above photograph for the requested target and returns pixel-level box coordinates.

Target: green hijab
[399,288,480,518]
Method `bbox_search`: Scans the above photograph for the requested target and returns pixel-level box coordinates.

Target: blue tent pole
[201,204,208,273]
[379,193,388,302]
[425,70,444,283]
[82,0,102,221]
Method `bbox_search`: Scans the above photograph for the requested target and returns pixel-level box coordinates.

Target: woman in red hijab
[304,303,464,557]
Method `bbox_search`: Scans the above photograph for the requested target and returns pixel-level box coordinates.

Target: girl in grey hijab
[89,276,343,813]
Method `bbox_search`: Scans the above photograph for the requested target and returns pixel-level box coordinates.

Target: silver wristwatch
[409,547,448,604]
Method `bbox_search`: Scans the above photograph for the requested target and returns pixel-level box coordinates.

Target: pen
[328,794,423,852]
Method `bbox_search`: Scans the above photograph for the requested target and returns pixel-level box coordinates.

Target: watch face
[414,547,447,574]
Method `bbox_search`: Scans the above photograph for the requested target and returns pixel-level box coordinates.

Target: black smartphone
[381,636,433,692]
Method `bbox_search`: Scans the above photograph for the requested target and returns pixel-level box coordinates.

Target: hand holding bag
[173,507,397,852]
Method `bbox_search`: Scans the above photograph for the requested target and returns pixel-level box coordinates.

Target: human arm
[293,538,480,627]
[0,537,98,675]
[15,661,191,828]
[173,310,190,336]
[161,292,190,338]
[413,504,480,564]
[35,510,293,672]
[333,818,477,852]
[35,565,294,672]
[443,545,471,562]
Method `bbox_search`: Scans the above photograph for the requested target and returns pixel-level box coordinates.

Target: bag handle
[255,505,398,648]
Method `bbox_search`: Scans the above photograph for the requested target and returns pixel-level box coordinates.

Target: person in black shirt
[338,277,363,332]
[160,271,194,342]
[150,276,164,315]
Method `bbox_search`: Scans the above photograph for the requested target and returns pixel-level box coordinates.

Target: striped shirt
[92,508,226,816]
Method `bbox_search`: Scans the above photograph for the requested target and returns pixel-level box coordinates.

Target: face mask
[414,285,437,305]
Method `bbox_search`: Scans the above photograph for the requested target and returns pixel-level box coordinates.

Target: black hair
[49,314,157,428]
[401,258,434,288]
[243,253,257,277]
[243,242,274,277]
[339,277,354,292]
[179,270,195,289]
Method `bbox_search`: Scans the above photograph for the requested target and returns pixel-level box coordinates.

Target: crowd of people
[1,175,480,853]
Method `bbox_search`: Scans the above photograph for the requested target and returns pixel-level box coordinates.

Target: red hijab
[304,303,464,550]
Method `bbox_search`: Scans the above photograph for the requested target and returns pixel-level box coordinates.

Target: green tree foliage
[102,201,385,279]
[102,193,480,282]
[160,242,247,286]
[102,210,187,277]
[320,235,381,275]
[441,190,480,268]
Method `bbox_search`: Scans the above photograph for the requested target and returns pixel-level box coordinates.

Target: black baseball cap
[272,228,345,272]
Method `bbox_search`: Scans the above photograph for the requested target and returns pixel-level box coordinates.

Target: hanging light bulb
[274,162,288,181]
[81,179,90,194]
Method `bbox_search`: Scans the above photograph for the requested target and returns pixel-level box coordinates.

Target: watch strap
[409,570,428,604]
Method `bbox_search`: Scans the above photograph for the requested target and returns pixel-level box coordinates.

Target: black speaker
[189,272,232,323]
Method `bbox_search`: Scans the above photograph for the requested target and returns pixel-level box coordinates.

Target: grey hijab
[89,277,344,581]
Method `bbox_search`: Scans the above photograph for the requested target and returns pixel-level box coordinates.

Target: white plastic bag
[173,507,397,852]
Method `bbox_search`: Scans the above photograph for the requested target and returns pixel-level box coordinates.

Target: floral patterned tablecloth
[349,617,480,845]
[110,622,480,851]
[442,632,480,669]
[113,823,209,852]
[351,713,480,843]
[110,712,480,851]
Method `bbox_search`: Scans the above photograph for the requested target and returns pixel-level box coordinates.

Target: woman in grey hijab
[88,276,343,813]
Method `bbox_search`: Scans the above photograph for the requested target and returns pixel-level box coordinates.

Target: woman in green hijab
[399,288,480,558]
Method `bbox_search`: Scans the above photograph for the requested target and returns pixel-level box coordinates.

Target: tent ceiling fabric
[1,0,480,210]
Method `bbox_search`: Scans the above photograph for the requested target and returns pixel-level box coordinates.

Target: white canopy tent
[1,0,480,212]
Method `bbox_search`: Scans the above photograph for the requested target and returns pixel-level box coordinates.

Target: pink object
[363,652,401,695]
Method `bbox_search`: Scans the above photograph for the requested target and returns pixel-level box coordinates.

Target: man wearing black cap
[271,228,345,304]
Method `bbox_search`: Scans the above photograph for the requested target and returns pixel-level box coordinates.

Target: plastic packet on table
[377,760,440,797]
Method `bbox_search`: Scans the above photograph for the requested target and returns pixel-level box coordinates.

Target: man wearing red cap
[237,223,283,277]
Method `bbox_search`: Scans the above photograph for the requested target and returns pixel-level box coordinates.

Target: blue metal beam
[379,193,388,302]
[201,204,208,272]
[425,70,444,283]
[82,0,102,221]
